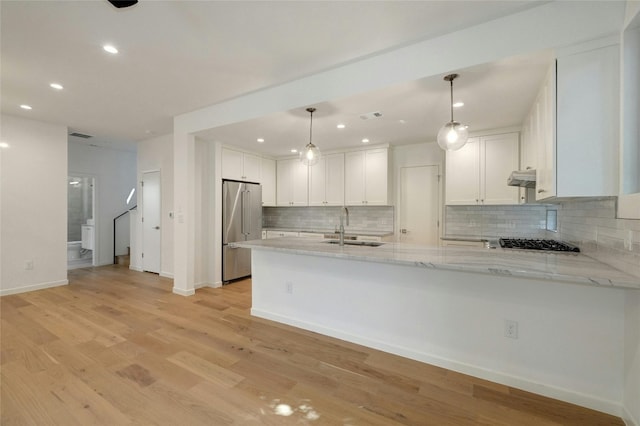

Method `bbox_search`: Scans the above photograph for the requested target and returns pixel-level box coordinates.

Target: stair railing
[114,205,137,264]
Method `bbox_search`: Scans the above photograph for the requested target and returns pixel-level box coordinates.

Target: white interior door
[142,171,161,273]
[399,166,439,244]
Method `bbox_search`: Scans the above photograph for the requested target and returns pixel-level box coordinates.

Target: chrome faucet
[339,206,349,246]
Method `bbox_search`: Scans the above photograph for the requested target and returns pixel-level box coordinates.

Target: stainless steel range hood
[507,169,536,188]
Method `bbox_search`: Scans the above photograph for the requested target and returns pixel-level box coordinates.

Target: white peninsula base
[249,249,626,418]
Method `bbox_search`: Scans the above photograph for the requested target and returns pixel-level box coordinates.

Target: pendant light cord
[309,109,313,144]
[450,79,454,122]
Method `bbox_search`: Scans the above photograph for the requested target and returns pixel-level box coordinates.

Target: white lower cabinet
[445,133,519,205]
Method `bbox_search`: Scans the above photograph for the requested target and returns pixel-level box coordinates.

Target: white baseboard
[172,286,195,296]
[1,279,69,296]
[251,308,624,419]
[160,271,173,279]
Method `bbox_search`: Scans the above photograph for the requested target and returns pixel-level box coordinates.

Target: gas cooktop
[499,238,580,253]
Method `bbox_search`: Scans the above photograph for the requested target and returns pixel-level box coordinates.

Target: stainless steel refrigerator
[222,180,262,283]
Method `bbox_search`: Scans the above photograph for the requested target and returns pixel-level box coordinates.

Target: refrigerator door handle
[245,190,252,237]
[240,190,246,235]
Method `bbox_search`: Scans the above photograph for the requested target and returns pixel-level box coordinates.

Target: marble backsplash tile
[557,197,640,278]
[444,204,555,239]
[263,205,394,233]
[444,198,640,278]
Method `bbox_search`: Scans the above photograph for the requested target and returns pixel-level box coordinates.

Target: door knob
[401,229,408,234]
[154,226,160,230]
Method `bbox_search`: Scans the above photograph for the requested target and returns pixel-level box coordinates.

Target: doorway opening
[67,175,96,269]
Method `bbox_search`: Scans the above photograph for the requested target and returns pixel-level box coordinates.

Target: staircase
[116,247,131,267]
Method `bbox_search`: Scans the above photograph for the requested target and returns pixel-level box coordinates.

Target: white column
[172,129,196,296]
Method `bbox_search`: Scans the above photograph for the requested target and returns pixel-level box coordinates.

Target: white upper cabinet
[221,148,261,182]
[482,133,520,204]
[344,148,388,205]
[446,133,520,205]
[309,153,345,206]
[261,157,276,206]
[553,39,620,199]
[534,38,620,200]
[276,158,309,206]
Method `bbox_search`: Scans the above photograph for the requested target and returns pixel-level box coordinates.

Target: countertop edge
[232,239,640,290]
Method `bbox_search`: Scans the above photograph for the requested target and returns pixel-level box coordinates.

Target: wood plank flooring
[0,265,624,425]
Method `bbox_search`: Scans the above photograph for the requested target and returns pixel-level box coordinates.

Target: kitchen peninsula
[232,238,638,417]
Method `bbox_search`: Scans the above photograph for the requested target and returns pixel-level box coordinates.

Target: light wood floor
[1,265,624,425]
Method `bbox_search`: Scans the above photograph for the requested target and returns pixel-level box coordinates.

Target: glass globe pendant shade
[437,121,469,151]
[300,142,321,166]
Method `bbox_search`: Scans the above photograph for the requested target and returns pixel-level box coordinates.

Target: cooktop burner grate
[499,238,580,252]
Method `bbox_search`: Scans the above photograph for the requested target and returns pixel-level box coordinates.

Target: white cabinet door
[261,157,276,206]
[445,134,519,205]
[325,153,345,206]
[344,149,388,205]
[445,138,481,205]
[221,148,262,182]
[221,148,244,181]
[308,157,327,206]
[364,149,388,205]
[276,160,291,206]
[276,159,308,206]
[555,42,619,198]
[344,151,366,205]
[243,153,261,182]
[291,160,309,205]
[309,153,345,206]
[536,65,557,200]
[482,133,520,205]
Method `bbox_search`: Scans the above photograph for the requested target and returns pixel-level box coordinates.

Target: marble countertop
[232,238,640,290]
[263,227,394,237]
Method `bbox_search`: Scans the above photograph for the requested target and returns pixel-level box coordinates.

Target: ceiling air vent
[69,132,93,139]
[360,111,383,120]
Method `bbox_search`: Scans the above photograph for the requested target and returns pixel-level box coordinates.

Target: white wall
[0,115,68,295]
[625,290,640,426]
[136,133,174,277]
[68,141,136,266]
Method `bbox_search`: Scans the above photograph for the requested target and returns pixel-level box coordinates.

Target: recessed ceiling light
[257,138,265,143]
[336,124,346,129]
[50,83,63,90]
[362,138,370,143]
[103,45,118,54]
[20,104,32,110]
[453,102,464,108]
[0,142,9,149]
[290,149,298,153]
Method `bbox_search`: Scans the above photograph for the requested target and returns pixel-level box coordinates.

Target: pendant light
[437,74,469,151]
[300,107,321,166]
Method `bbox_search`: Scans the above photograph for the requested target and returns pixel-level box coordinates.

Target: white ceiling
[1,0,546,153]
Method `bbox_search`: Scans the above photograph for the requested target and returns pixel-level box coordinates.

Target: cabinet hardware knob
[538,189,546,194]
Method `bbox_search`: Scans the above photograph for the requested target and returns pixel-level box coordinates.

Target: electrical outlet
[24,260,34,270]
[504,319,518,339]
[286,282,293,294]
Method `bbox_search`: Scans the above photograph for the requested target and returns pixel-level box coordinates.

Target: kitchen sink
[325,240,384,247]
